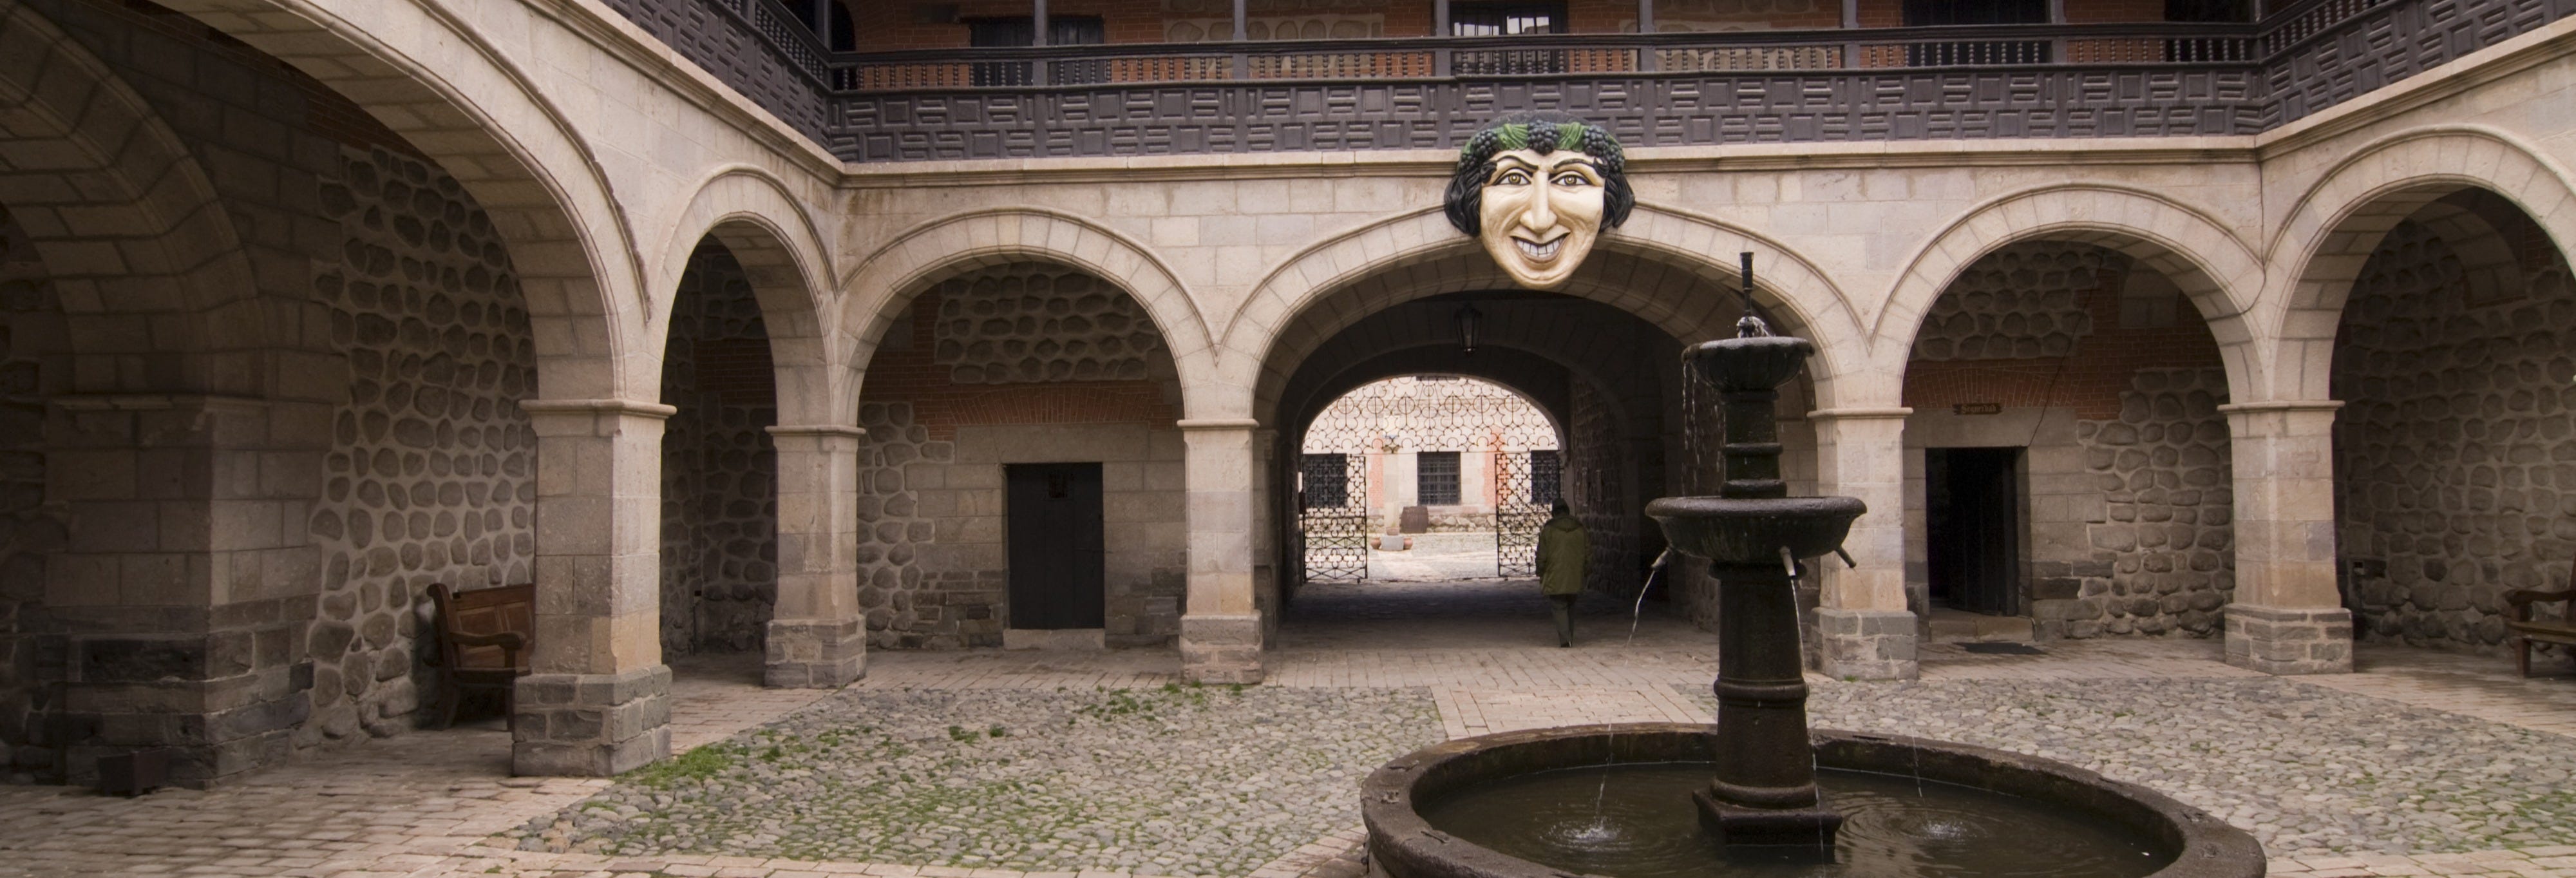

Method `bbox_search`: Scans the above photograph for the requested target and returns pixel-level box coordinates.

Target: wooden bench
[2506,573,2576,678]
[424,582,533,729]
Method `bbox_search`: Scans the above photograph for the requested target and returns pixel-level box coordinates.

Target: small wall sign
[1952,403,2003,415]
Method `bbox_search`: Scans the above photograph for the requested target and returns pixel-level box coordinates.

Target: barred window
[1418,452,1461,506]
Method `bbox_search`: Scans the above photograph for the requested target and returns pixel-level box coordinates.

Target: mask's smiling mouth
[1514,236,1564,262]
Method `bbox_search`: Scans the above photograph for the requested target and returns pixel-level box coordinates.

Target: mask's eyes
[1551,171,1593,187]
[1492,167,1534,186]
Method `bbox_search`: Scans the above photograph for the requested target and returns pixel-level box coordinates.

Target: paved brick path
[1,580,2571,877]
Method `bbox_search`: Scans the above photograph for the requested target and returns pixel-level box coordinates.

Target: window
[1452,1,1567,75]
[1529,450,1562,507]
[1301,453,1350,509]
[1418,452,1461,506]
[966,15,1106,86]
[1450,1,1564,36]
[1901,0,2049,65]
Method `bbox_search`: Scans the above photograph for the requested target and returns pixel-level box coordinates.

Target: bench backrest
[429,582,534,671]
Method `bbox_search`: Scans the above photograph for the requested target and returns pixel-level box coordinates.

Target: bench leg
[2517,636,2533,678]
[436,678,460,730]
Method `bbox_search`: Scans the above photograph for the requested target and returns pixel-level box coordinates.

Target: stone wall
[857,271,1186,649]
[0,208,66,781]
[2071,367,2236,636]
[931,265,1160,385]
[305,145,540,743]
[1566,382,1636,597]
[1902,241,2235,640]
[658,246,780,655]
[2334,218,2576,652]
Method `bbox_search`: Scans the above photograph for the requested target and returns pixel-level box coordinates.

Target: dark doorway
[1925,448,2022,616]
[966,15,1107,86]
[1006,463,1106,629]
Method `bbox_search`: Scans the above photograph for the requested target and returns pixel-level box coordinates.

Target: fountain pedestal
[1646,321,1863,848]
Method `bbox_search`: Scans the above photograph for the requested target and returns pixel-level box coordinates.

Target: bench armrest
[435,630,527,669]
[2505,588,2576,620]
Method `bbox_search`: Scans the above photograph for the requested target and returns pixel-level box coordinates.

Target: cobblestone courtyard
[1,580,2573,877]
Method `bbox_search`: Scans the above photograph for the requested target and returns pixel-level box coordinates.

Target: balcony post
[1232,0,1249,79]
[1841,0,1859,68]
[1638,0,1658,70]
[1031,0,1050,85]
[1434,0,1452,76]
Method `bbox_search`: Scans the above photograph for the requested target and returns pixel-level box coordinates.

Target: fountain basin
[1361,723,2263,878]
[1686,335,1815,392]
[1645,496,1866,566]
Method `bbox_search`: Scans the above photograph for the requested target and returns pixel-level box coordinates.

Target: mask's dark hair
[1444,113,1634,237]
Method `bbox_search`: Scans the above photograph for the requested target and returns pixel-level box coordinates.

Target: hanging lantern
[1456,303,1484,354]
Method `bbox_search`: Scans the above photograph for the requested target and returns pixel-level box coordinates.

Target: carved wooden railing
[595,0,2576,161]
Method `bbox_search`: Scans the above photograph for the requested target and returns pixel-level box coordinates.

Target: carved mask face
[1477,149,1607,290]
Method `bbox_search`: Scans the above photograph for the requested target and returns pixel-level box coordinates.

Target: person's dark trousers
[1550,594,1577,647]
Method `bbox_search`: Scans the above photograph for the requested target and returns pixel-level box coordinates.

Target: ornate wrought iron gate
[1495,450,1549,577]
[1298,450,1368,582]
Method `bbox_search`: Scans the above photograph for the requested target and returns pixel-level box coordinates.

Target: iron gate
[1299,451,1369,581]
[1495,450,1551,577]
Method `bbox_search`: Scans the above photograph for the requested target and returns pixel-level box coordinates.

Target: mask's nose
[1519,177,1557,234]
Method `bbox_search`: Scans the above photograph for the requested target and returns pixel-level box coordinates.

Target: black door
[1926,448,2022,616]
[1006,463,1106,629]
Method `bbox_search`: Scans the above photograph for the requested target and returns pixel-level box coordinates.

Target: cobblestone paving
[1,582,2575,877]
[504,687,1442,876]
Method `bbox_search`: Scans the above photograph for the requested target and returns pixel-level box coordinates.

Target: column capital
[1806,406,1912,421]
[2215,400,2344,414]
[1176,417,1262,432]
[766,424,867,439]
[520,398,678,419]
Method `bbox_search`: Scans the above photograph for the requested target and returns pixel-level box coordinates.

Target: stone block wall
[0,209,68,781]
[658,245,779,655]
[1902,242,2235,640]
[1567,383,1636,597]
[2334,218,2576,653]
[857,270,1186,649]
[304,144,540,743]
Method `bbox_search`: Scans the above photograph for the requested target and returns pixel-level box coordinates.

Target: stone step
[1926,609,2035,643]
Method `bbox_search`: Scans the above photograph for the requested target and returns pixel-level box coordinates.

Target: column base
[2223,604,2353,674]
[765,618,867,688]
[1180,613,1264,684]
[1694,788,1845,849]
[1814,608,1918,680]
[513,665,673,776]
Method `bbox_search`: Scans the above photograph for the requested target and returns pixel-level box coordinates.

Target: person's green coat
[1535,513,1588,596]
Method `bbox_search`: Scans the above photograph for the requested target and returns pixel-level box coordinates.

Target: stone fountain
[1357,292,2265,878]
[1643,314,1864,846]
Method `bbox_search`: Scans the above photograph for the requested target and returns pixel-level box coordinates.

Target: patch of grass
[947,724,983,743]
[625,742,745,788]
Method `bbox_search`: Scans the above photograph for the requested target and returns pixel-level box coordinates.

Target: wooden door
[1006,463,1106,629]
[1926,447,2023,616]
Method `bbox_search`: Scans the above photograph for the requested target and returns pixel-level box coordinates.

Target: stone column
[1251,428,1280,639]
[514,399,676,776]
[1807,407,1916,680]
[2219,401,2353,674]
[45,394,325,787]
[1178,418,1263,683]
[762,425,867,688]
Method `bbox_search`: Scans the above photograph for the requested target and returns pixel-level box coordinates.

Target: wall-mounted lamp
[1455,303,1484,354]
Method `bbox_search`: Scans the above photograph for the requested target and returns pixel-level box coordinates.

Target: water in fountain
[1422,762,2170,878]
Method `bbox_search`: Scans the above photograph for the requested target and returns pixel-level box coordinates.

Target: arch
[0,2,263,391]
[1221,205,1864,418]
[163,0,645,401]
[1285,347,1582,449]
[2262,128,2576,401]
[657,167,844,425]
[839,207,1217,412]
[1873,185,2268,403]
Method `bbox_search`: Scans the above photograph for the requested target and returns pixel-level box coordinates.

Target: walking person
[1535,499,1589,647]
